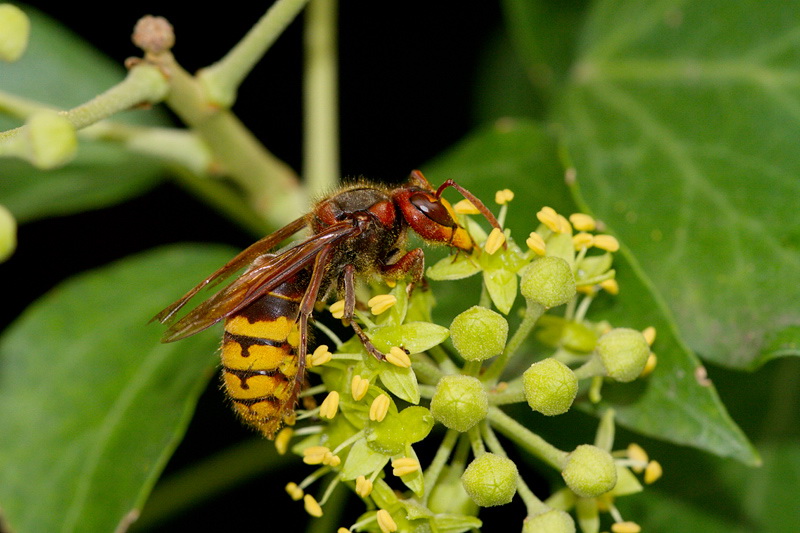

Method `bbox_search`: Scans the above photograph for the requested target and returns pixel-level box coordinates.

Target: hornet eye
[409,192,456,227]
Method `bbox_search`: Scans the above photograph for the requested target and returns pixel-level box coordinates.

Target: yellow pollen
[285,482,304,501]
[303,445,331,465]
[391,457,420,477]
[537,206,561,233]
[376,509,398,533]
[484,227,506,255]
[526,231,546,255]
[627,443,648,472]
[495,189,515,205]
[304,494,324,517]
[274,427,293,455]
[642,326,657,346]
[368,294,397,315]
[310,344,332,367]
[351,375,370,401]
[386,346,412,368]
[453,198,481,214]
[640,352,658,377]
[355,475,373,497]
[569,213,596,231]
[319,391,340,419]
[330,299,345,319]
[370,394,391,422]
[611,521,641,533]
[644,460,663,484]
[594,234,620,252]
[572,232,595,250]
[557,214,572,234]
[600,278,619,295]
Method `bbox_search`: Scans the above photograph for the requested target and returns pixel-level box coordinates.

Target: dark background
[5,2,520,530]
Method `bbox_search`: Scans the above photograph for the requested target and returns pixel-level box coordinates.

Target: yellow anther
[369,394,391,422]
[494,189,515,205]
[310,344,332,367]
[386,346,412,368]
[537,206,561,233]
[594,234,620,252]
[319,391,340,419]
[569,213,597,231]
[391,457,420,477]
[626,443,648,473]
[484,227,506,255]
[355,475,373,497]
[385,279,397,288]
[611,521,641,533]
[599,278,619,295]
[351,375,370,401]
[526,231,546,256]
[368,294,397,315]
[644,460,663,484]
[274,427,293,455]
[453,198,481,215]
[640,352,658,378]
[557,214,572,234]
[572,232,595,250]
[303,445,332,465]
[324,452,341,467]
[330,299,346,319]
[642,326,657,346]
[285,482,304,501]
[376,509,398,533]
[304,494,324,517]
[338,528,351,533]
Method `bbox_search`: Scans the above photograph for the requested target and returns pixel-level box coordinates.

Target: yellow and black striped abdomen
[221,283,304,439]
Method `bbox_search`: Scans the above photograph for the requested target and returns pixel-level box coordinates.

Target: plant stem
[303,0,339,197]
[422,428,459,504]
[198,0,313,107]
[487,406,568,469]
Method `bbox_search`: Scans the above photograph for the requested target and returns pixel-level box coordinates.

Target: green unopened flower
[0,4,29,62]
[0,204,16,262]
[461,453,518,507]
[450,306,508,361]
[25,111,78,169]
[523,358,578,416]
[523,509,576,533]
[430,375,488,432]
[596,328,650,382]
[520,256,576,308]
[561,444,617,498]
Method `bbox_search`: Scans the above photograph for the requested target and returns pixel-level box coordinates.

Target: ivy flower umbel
[277,194,658,532]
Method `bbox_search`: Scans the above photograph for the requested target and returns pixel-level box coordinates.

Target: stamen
[526,231,546,255]
[484,227,506,255]
[369,394,391,422]
[494,189,514,205]
[569,213,597,231]
[368,294,397,315]
[594,234,620,252]
[330,299,345,319]
[453,198,481,214]
[319,391,340,419]
[386,346,411,368]
[303,494,324,517]
[351,375,370,401]
[376,509,398,533]
[391,457,420,477]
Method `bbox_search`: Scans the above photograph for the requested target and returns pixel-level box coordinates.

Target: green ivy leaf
[0,244,235,533]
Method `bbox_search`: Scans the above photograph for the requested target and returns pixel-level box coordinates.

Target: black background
[4,2,528,531]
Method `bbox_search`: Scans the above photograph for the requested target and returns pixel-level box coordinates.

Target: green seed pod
[522,359,578,416]
[450,306,508,362]
[596,328,650,382]
[522,509,576,533]
[461,453,518,507]
[430,375,489,432]
[519,256,576,308]
[561,444,617,498]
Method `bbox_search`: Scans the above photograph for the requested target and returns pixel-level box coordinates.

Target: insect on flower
[152,170,500,438]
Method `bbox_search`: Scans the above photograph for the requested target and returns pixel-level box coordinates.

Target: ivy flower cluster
[275,192,661,533]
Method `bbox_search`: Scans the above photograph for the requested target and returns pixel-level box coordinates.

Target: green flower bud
[0,204,16,262]
[522,359,578,416]
[430,375,488,432]
[561,444,617,498]
[450,306,508,361]
[522,509,576,533]
[596,328,650,382]
[560,321,598,353]
[520,256,576,308]
[26,111,77,169]
[461,453,518,507]
[0,4,30,62]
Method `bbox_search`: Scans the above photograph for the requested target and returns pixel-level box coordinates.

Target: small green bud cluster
[520,256,576,308]
[596,328,650,382]
[449,306,508,361]
[430,375,488,432]
[561,444,617,498]
[523,358,578,416]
